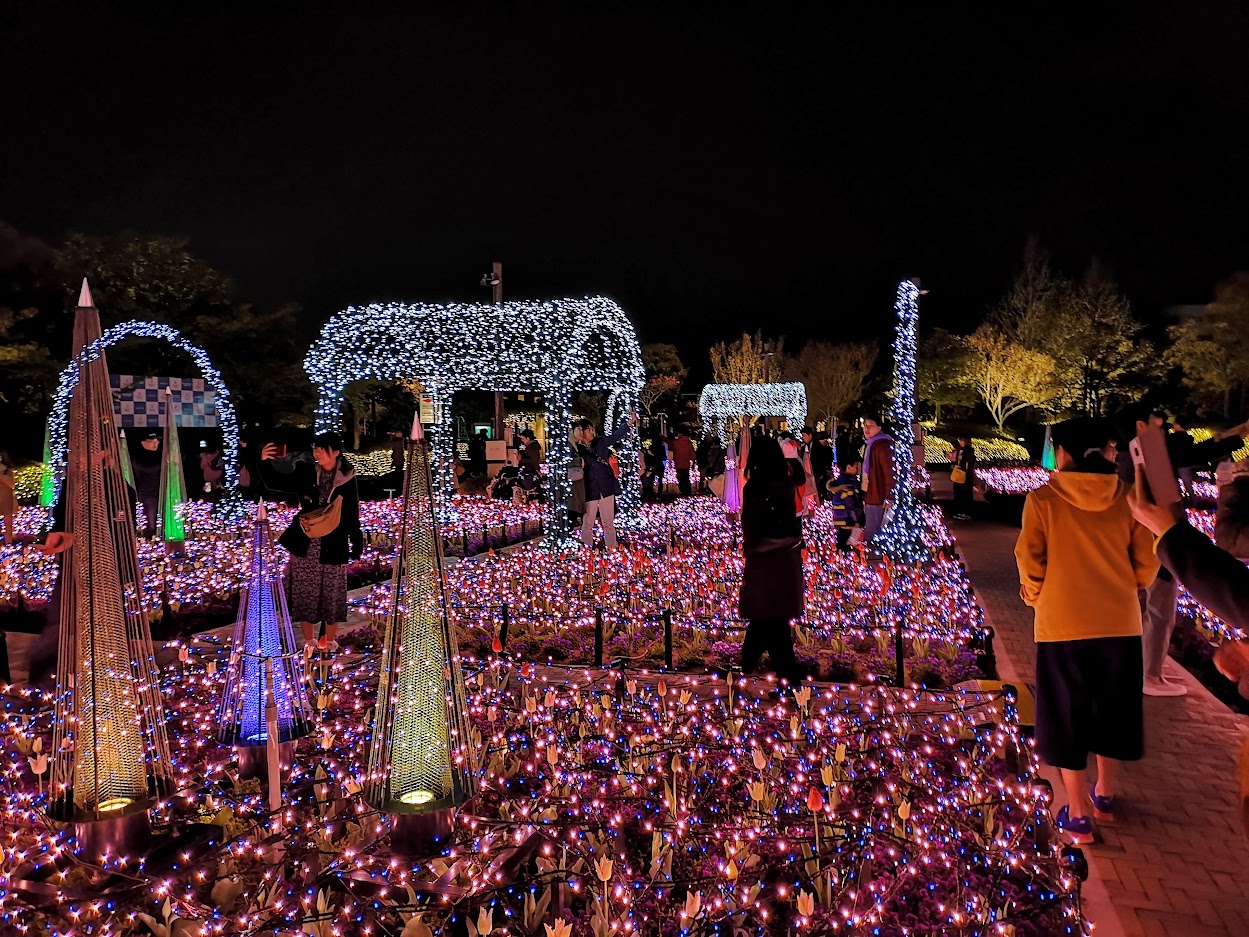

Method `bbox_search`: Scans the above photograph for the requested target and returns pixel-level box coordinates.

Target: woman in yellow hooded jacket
[1015,418,1159,844]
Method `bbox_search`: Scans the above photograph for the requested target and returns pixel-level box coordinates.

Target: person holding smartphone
[1115,403,1249,696]
[1016,417,1158,845]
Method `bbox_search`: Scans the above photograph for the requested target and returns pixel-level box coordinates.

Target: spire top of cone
[411,413,425,441]
[77,278,94,309]
[257,499,268,521]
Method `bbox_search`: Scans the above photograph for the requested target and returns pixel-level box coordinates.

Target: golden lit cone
[365,414,477,851]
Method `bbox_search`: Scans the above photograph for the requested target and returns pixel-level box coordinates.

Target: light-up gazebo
[305,297,645,542]
[699,382,808,442]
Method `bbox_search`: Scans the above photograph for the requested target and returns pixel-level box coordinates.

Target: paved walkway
[952,514,1249,937]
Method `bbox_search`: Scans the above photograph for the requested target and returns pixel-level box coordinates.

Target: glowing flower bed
[978,467,1051,497]
[923,436,1029,467]
[0,652,1080,935]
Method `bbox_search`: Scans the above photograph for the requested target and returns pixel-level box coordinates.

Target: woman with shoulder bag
[738,437,805,687]
[260,432,363,652]
[949,435,976,520]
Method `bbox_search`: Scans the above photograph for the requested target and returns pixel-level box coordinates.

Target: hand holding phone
[1130,426,1181,506]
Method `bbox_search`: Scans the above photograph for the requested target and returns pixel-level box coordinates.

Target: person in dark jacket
[468,428,488,478]
[669,429,696,497]
[806,429,833,502]
[949,436,976,520]
[827,459,866,549]
[641,435,665,498]
[576,416,633,550]
[132,432,162,538]
[738,437,805,686]
[260,431,363,651]
[1115,403,1249,696]
[518,429,543,497]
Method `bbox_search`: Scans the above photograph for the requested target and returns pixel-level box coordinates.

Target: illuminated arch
[305,296,645,542]
[48,320,240,507]
[699,382,807,441]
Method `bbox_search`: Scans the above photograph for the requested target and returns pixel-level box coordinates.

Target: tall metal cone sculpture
[117,429,135,491]
[50,280,174,832]
[159,388,188,544]
[366,416,476,846]
[218,501,312,752]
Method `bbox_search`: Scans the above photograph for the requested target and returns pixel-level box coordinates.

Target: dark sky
[4,2,1249,369]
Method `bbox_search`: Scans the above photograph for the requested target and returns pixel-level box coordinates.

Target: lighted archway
[305,296,645,542]
[48,320,240,507]
[699,382,807,441]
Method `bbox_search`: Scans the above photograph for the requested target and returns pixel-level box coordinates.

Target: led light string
[699,382,808,442]
[46,320,241,519]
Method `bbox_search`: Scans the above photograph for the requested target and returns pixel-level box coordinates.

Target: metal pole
[264,658,281,816]
[663,609,673,670]
[499,602,510,651]
[594,607,604,668]
[894,607,905,688]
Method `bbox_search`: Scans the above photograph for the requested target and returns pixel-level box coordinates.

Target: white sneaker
[1143,675,1187,697]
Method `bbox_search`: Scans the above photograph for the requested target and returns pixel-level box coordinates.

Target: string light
[304,297,645,542]
[46,320,241,518]
[875,280,930,564]
[699,382,807,441]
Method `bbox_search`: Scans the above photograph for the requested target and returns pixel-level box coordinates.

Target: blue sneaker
[1089,786,1115,824]
[1055,804,1094,845]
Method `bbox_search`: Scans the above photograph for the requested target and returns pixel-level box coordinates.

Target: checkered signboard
[111,375,218,428]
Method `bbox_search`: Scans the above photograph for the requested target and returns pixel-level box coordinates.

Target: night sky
[4,3,1248,370]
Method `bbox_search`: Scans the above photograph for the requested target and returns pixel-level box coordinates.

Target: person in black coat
[949,436,976,519]
[260,431,363,651]
[738,436,805,686]
[131,432,162,538]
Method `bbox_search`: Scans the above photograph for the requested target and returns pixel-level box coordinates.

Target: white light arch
[304,296,645,542]
[48,321,240,508]
[699,382,808,441]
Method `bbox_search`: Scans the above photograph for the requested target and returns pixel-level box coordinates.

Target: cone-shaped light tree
[50,280,173,828]
[118,429,135,491]
[1041,423,1056,472]
[722,439,741,517]
[218,501,313,750]
[158,388,188,544]
[366,416,476,844]
[875,279,932,564]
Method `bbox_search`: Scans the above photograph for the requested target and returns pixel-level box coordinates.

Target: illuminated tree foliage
[787,341,877,429]
[709,331,786,384]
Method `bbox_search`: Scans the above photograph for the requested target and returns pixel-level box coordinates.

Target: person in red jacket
[669,429,697,497]
[861,415,894,538]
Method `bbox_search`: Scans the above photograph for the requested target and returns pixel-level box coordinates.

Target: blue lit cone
[366,415,476,848]
[217,500,313,764]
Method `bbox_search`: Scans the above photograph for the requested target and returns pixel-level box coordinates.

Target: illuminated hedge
[923,435,1029,466]
[304,297,645,543]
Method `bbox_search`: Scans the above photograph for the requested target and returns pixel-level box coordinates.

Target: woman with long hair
[260,432,363,652]
[738,437,805,686]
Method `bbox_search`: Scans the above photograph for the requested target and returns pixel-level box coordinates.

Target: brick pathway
[952,514,1249,937]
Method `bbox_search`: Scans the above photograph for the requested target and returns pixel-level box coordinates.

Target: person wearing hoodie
[260,432,363,652]
[1015,417,1159,846]
[860,416,894,537]
[1115,403,1249,696]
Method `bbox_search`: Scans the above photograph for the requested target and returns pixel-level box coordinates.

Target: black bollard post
[895,608,905,688]
[594,607,604,668]
[663,609,673,670]
[498,602,510,651]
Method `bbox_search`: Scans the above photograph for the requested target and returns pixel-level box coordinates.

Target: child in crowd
[827,458,866,550]
[1015,418,1158,845]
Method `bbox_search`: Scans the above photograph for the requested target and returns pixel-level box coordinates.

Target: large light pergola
[699,382,808,441]
[305,296,645,542]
